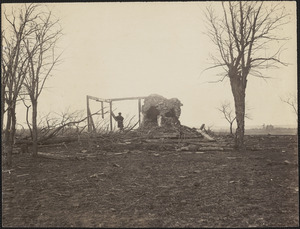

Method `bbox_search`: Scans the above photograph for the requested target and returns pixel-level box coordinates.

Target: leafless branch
[281,93,298,116]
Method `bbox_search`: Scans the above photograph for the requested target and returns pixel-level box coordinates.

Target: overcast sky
[3,2,297,130]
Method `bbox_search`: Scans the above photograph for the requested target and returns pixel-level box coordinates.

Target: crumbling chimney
[141,94,183,128]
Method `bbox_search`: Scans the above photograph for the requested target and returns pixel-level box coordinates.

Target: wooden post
[89,106,96,131]
[101,101,104,118]
[109,101,113,131]
[86,96,91,132]
[138,99,141,127]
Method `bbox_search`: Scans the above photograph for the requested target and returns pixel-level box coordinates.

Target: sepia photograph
[1,1,298,227]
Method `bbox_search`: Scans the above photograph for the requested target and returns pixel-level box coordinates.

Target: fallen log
[15,137,78,146]
[150,133,179,139]
[197,147,224,151]
[37,152,71,160]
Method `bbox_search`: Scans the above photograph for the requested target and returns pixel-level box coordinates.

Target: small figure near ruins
[112,112,124,131]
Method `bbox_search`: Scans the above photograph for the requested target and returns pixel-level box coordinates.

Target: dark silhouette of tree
[2,4,62,165]
[21,4,62,157]
[2,4,40,166]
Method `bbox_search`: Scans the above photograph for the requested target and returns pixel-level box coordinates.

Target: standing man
[112,112,124,131]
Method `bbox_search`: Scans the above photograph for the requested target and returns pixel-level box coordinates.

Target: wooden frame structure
[86,95,146,132]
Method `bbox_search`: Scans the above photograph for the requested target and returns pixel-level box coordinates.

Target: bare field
[2,135,298,227]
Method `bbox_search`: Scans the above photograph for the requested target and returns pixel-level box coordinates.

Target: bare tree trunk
[1,83,5,134]
[234,97,245,149]
[5,108,13,167]
[230,77,246,150]
[229,122,233,135]
[4,106,12,144]
[1,93,5,166]
[5,104,16,167]
[32,101,38,157]
[7,106,17,167]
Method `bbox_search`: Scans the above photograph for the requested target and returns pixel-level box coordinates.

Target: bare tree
[218,101,236,135]
[204,2,290,149]
[1,4,39,166]
[1,31,7,134]
[218,100,252,135]
[21,4,63,157]
[281,93,297,122]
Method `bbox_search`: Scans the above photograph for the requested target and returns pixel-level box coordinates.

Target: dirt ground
[2,134,298,227]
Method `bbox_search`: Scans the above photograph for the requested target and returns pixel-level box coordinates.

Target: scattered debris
[2,169,14,174]
[196,128,215,141]
[183,151,193,154]
[37,152,70,160]
[187,144,198,151]
[198,147,224,151]
[249,147,260,151]
[284,160,291,165]
[90,172,105,178]
[193,182,201,187]
[267,159,295,166]
[90,174,98,178]
[16,174,29,177]
[176,146,190,151]
[2,135,298,227]
[72,203,80,207]
[157,185,170,188]
[113,163,120,168]
[75,156,86,160]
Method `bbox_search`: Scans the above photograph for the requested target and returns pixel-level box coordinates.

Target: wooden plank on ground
[198,147,224,151]
[37,152,71,160]
[196,129,215,141]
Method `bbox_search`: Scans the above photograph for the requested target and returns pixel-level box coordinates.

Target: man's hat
[118,112,122,115]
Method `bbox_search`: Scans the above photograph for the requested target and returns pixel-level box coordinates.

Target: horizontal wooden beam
[87,95,110,103]
[87,95,146,103]
[110,96,146,102]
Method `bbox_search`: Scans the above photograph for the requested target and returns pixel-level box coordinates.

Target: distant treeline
[215,127,297,135]
[245,128,297,135]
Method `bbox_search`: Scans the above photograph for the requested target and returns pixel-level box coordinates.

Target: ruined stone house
[140,94,183,128]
